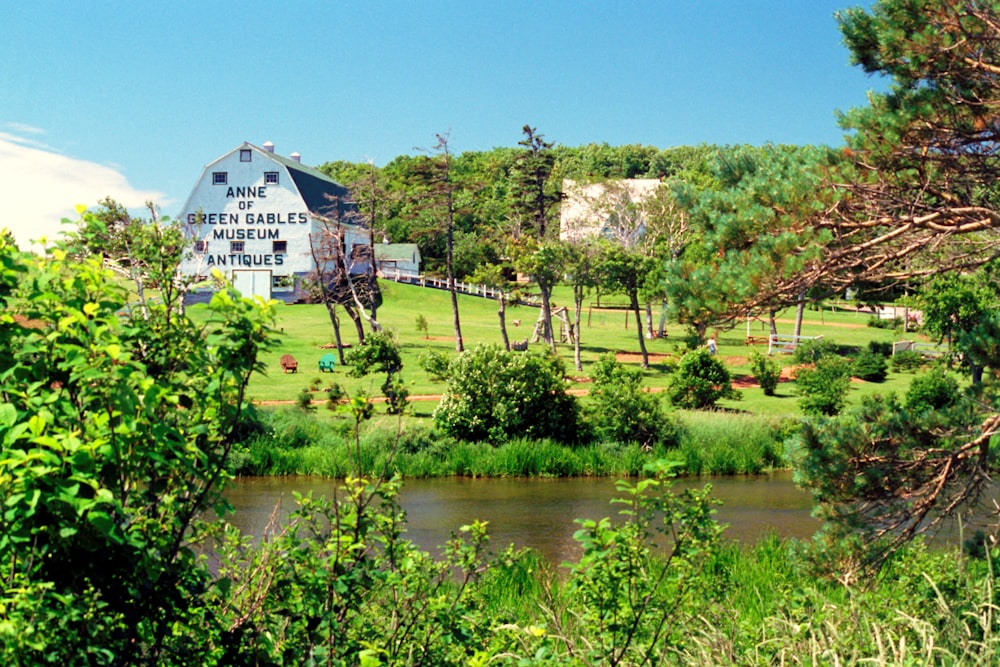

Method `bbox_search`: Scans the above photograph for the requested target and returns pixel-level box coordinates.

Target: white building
[559,178,662,246]
[374,242,421,281]
[177,141,370,303]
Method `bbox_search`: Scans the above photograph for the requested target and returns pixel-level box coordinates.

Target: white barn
[177,141,371,303]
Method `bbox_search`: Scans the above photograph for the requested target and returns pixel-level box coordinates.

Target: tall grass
[487,532,1000,665]
[233,408,796,478]
[677,411,792,475]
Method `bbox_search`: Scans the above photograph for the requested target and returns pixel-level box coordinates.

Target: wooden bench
[745,336,769,346]
[279,354,298,373]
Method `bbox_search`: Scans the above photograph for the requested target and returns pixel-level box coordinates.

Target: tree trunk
[769,310,778,336]
[644,303,654,339]
[323,301,347,365]
[631,293,649,369]
[537,275,556,351]
[794,292,806,338]
[446,197,464,353]
[573,285,585,371]
[344,303,366,345]
[449,280,464,353]
[498,293,511,351]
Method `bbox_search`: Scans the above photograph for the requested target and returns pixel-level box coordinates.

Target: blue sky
[0,0,879,248]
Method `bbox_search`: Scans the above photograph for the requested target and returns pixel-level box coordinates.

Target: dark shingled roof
[249,143,360,223]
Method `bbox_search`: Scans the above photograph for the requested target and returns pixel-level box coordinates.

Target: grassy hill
[208,280,942,419]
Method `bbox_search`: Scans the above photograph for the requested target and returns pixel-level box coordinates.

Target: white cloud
[0,130,165,250]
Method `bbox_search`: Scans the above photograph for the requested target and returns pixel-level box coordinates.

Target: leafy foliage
[795,356,852,416]
[905,366,960,413]
[0,218,276,664]
[748,350,780,396]
[851,347,889,382]
[417,348,451,381]
[433,344,582,444]
[345,330,408,414]
[890,349,924,372]
[668,348,739,409]
[586,353,678,448]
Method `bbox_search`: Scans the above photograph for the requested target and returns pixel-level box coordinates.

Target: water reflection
[223,472,821,564]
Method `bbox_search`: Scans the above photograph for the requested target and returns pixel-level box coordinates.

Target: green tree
[776,1,1000,567]
[667,145,837,338]
[0,217,276,663]
[345,329,408,414]
[595,240,657,368]
[510,125,563,349]
[412,133,466,352]
[469,261,518,351]
[917,271,997,383]
[796,356,853,416]
[563,239,598,371]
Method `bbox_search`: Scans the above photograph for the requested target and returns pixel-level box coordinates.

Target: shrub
[905,366,960,412]
[433,344,583,444]
[748,350,781,396]
[796,356,852,416]
[586,353,679,448]
[890,349,924,372]
[868,340,893,357]
[791,337,838,364]
[867,315,902,329]
[297,387,317,411]
[668,348,740,409]
[325,382,346,410]
[851,348,889,382]
[417,349,451,381]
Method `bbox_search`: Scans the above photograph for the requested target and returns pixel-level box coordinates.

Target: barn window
[272,240,287,253]
[265,171,279,184]
[213,172,228,185]
[240,149,252,162]
[230,241,244,253]
[194,240,208,253]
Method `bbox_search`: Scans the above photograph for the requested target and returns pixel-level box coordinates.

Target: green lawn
[210,281,944,419]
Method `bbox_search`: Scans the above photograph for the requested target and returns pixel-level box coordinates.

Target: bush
[417,349,451,381]
[586,353,679,448]
[668,348,740,409]
[905,366,960,412]
[748,350,781,396]
[791,337,839,364]
[297,387,317,411]
[867,315,902,329]
[433,344,583,444]
[868,340,893,357]
[890,349,925,372]
[796,356,852,416]
[851,348,889,382]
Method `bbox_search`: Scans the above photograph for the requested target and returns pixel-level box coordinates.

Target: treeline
[318,141,721,278]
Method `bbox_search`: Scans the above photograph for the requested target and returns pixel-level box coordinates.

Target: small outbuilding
[374,242,421,281]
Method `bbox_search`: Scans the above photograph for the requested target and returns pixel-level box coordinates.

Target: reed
[233,408,795,477]
[676,411,791,475]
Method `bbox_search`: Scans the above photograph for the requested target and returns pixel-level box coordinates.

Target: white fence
[893,340,946,358]
[768,334,823,355]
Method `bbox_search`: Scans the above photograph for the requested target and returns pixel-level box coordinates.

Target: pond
[224,471,820,563]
